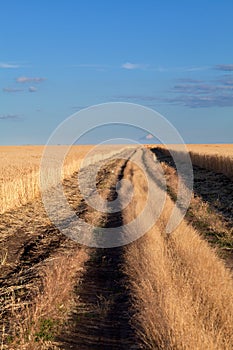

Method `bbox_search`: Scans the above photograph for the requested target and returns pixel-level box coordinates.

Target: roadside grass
[160,161,233,255]
[1,249,88,350]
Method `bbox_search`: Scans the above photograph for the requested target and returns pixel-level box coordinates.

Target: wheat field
[0,145,128,214]
[0,144,233,349]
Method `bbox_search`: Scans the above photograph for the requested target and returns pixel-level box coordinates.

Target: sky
[1,0,233,145]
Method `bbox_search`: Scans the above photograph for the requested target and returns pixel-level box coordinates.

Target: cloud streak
[3,87,23,93]
[121,62,148,70]
[176,78,204,84]
[0,114,21,120]
[16,76,46,83]
[115,94,233,108]
[215,74,233,85]
[114,71,233,108]
[215,64,233,71]
[172,83,233,94]
[69,62,213,72]
[177,66,210,72]
[0,62,20,69]
[167,95,233,108]
[170,74,233,107]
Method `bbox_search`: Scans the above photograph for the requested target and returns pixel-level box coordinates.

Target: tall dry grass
[187,144,233,157]
[123,151,233,349]
[154,145,233,179]
[190,151,233,179]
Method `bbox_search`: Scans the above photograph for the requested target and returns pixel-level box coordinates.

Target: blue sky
[1,0,233,144]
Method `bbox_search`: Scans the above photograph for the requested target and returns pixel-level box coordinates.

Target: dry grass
[123,153,233,350]
[188,144,233,179]
[160,162,233,251]
[2,248,88,350]
[153,144,233,179]
[187,144,233,157]
[189,150,233,179]
[146,144,233,157]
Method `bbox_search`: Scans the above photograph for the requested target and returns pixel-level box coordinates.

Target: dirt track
[57,151,140,349]
[0,149,141,349]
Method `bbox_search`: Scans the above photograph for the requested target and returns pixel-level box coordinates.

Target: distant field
[0,145,126,214]
[0,145,90,214]
[0,144,131,179]
[0,145,93,180]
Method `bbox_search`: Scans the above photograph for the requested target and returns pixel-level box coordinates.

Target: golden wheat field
[0,145,89,214]
[0,145,127,214]
[187,144,233,156]
[0,144,233,350]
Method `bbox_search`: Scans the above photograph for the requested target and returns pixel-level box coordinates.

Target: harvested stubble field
[0,144,233,350]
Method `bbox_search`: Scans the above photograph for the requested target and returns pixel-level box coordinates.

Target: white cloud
[171,66,210,72]
[121,62,147,70]
[146,133,154,140]
[16,76,46,83]
[121,63,207,71]
[0,62,20,68]
[28,86,37,92]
